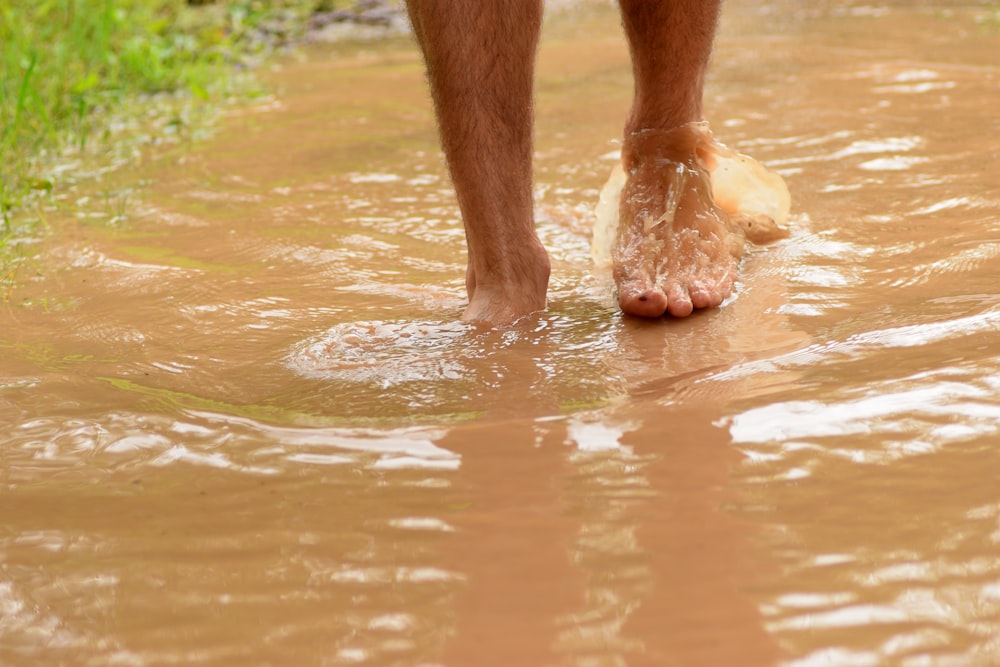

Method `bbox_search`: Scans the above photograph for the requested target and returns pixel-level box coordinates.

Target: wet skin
[405,0,764,326]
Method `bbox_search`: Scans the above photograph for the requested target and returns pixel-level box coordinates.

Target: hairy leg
[615,0,741,318]
[406,0,550,326]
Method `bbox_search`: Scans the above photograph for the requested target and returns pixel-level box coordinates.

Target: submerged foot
[462,241,550,327]
[613,123,746,319]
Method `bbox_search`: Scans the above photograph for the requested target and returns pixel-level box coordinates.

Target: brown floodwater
[3,2,1000,665]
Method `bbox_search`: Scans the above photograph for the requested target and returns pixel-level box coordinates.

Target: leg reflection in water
[404,0,788,326]
[436,408,779,667]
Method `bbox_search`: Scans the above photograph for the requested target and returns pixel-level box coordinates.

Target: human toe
[619,285,669,318]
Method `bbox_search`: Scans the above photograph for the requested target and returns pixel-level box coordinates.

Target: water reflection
[557,442,655,663]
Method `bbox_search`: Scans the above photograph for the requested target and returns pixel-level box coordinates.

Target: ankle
[621,122,714,171]
[473,237,549,285]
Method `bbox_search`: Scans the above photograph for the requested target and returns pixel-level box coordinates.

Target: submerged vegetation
[0,0,383,272]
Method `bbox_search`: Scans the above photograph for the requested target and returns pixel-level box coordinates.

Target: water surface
[3,2,1000,665]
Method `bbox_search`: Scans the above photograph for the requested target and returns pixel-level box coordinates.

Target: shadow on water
[2,1,1000,665]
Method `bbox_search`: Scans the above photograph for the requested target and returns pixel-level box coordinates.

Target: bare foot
[462,240,550,327]
[613,123,746,318]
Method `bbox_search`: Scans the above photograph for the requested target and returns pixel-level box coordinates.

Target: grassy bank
[0,0,369,273]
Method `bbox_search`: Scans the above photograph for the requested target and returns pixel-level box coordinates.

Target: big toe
[619,286,669,318]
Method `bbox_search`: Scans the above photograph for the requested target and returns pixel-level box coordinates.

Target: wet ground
[3,1,1000,665]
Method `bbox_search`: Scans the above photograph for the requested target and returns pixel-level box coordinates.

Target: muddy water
[3,2,1000,665]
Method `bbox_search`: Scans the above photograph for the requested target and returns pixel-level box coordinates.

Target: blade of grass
[3,51,38,146]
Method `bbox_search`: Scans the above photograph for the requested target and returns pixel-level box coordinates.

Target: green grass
[0,0,342,271]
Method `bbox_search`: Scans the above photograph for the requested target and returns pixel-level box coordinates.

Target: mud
[2,1,1000,665]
